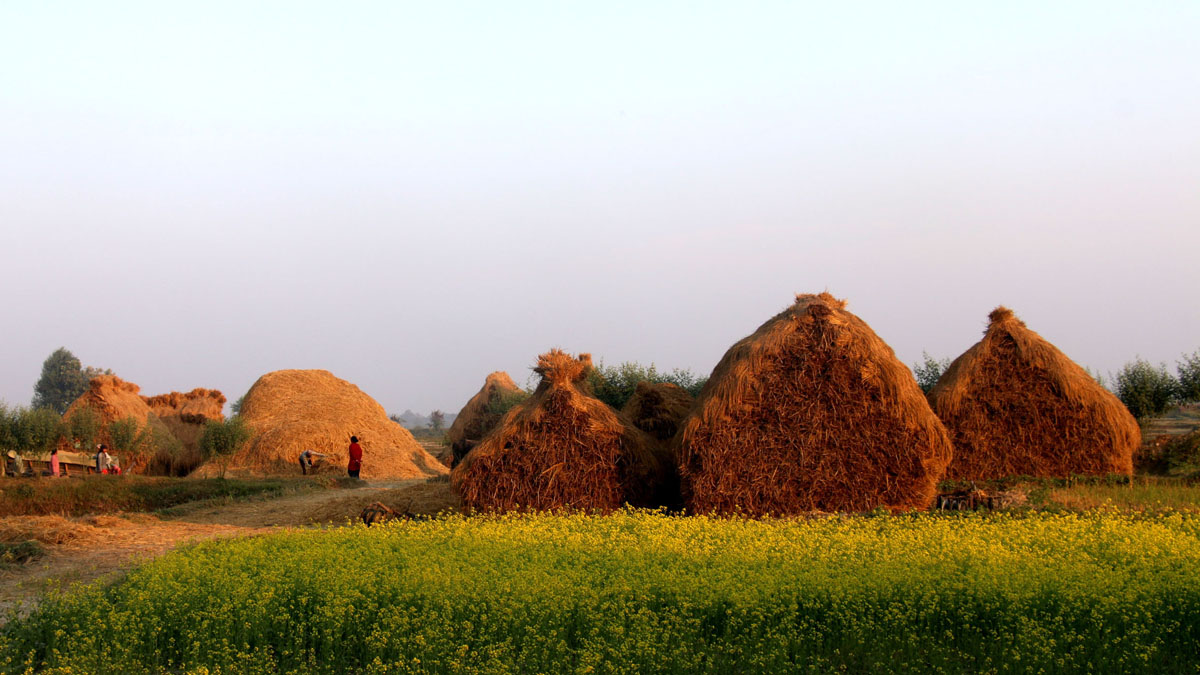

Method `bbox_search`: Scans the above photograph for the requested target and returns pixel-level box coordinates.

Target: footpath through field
[0,478,449,621]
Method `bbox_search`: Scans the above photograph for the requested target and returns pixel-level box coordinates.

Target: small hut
[677,293,953,515]
[622,381,694,442]
[451,350,672,512]
[446,371,526,467]
[929,307,1138,479]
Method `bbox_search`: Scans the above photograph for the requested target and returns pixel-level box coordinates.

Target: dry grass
[452,350,673,512]
[678,293,953,515]
[929,307,1139,480]
[193,370,446,480]
[622,381,694,442]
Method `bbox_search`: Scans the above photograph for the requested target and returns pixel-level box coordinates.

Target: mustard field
[4,511,1200,674]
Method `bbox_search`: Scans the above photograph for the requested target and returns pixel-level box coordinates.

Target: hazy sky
[2,1,1198,415]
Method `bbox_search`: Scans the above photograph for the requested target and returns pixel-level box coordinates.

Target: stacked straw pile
[451,350,672,512]
[929,307,1138,479]
[622,381,694,442]
[677,293,953,515]
[143,389,226,425]
[446,371,525,467]
[63,375,173,472]
[193,369,446,479]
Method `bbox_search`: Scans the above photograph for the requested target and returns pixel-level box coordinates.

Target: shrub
[199,417,252,479]
[1114,358,1178,419]
[586,361,707,409]
[1178,350,1200,404]
[912,352,951,394]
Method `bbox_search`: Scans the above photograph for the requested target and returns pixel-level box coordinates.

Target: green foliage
[586,360,708,409]
[30,347,87,414]
[107,417,146,457]
[230,395,245,417]
[429,410,445,433]
[1114,358,1179,419]
[912,351,951,394]
[0,404,16,451]
[1178,350,1200,404]
[8,407,64,455]
[4,511,1200,673]
[0,540,44,566]
[64,405,102,451]
[484,389,530,417]
[198,417,252,479]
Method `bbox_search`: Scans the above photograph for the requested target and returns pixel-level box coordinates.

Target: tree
[429,410,445,433]
[65,405,102,451]
[1114,358,1178,420]
[31,348,88,414]
[585,360,708,410]
[199,417,252,479]
[230,395,245,417]
[913,352,951,394]
[1178,350,1200,404]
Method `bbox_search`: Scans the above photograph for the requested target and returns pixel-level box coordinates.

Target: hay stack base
[194,370,446,479]
[452,350,672,513]
[929,307,1138,480]
[622,381,694,442]
[678,293,953,516]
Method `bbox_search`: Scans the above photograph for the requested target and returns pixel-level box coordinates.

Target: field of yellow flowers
[4,510,1200,674]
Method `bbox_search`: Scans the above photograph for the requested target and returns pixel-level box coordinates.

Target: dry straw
[451,350,673,513]
[622,381,694,442]
[446,371,524,467]
[143,389,226,425]
[194,369,446,479]
[929,307,1138,479]
[677,292,953,515]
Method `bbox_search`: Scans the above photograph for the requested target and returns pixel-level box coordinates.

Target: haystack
[446,371,526,467]
[143,389,226,424]
[194,369,445,479]
[451,350,672,512]
[929,307,1138,479]
[622,381,694,441]
[63,375,173,472]
[677,293,953,515]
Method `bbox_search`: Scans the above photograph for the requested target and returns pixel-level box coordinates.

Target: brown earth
[0,478,460,620]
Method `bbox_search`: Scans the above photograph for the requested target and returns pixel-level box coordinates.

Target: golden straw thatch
[451,350,674,512]
[193,369,446,479]
[929,306,1138,479]
[677,292,953,515]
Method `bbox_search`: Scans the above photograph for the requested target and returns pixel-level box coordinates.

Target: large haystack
[195,369,445,479]
[446,371,526,467]
[677,293,953,515]
[622,381,694,442]
[451,350,672,512]
[63,375,173,472]
[143,389,226,424]
[929,307,1138,479]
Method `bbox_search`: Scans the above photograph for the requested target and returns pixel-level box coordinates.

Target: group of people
[298,436,363,478]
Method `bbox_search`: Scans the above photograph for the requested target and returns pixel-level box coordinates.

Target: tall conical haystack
[194,370,446,479]
[678,293,953,515]
[929,307,1138,479]
[451,350,672,512]
[622,381,694,442]
[446,371,526,467]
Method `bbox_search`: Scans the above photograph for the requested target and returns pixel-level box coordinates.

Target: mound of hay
[194,369,446,479]
[446,371,526,467]
[143,389,226,425]
[65,375,154,427]
[622,381,694,441]
[929,307,1138,479]
[678,293,953,515]
[451,350,672,513]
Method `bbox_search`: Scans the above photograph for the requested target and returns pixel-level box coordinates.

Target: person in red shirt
[347,436,363,479]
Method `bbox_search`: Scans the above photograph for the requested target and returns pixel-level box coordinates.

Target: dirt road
[0,478,459,620]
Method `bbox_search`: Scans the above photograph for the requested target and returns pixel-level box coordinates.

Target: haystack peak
[534,350,592,385]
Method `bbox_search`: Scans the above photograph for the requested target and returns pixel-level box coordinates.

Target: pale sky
[2,1,1198,415]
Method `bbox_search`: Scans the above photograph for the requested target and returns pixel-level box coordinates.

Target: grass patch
[0,541,43,567]
[3,511,1199,673]
[0,476,335,518]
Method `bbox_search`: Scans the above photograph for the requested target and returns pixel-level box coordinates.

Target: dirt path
[0,478,456,620]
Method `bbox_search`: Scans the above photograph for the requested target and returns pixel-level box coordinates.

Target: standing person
[50,447,61,477]
[298,449,326,475]
[95,444,111,474]
[347,436,363,479]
